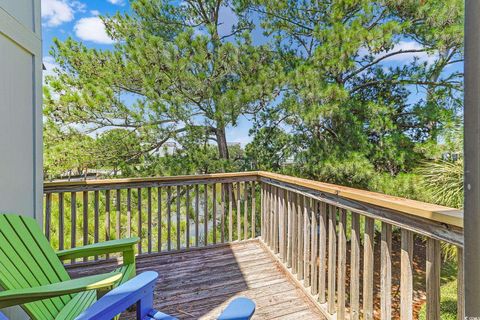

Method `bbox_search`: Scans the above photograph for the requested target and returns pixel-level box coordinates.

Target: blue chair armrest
[75,271,177,320]
[217,297,256,320]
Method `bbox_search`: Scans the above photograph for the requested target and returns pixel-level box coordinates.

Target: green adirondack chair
[0,213,139,319]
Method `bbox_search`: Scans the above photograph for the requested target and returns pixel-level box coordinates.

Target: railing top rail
[43,170,463,228]
[258,171,463,228]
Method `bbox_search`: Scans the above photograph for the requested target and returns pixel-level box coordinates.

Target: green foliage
[45,0,283,175]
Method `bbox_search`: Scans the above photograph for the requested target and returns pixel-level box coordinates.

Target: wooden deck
[68,240,324,319]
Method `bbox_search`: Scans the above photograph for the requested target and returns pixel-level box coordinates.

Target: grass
[418,260,458,320]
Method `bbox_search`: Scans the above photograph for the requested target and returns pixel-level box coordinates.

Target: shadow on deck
[67,240,324,320]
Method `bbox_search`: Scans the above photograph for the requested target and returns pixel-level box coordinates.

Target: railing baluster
[221,184,225,243]
[147,187,152,253]
[266,184,271,247]
[401,229,414,320]
[363,217,375,320]
[58,192,64,251]
[157,187,162,252]
[311,200,319,295]
[251,181,256,238]
[137,188,142,254]
[176,185,181,250]
[70,192,76,264]
[237,182,242,241]
[287,191,293,268]
[167,186,171,251]
[327,205,337,315]
[350,212,360,318]
[381,222,392,320]
[244,181,248,240]
[291,192,298,274]
[213,184,217,244]
[279,188,286,261]
[304,197,311,287]
[186,186,190,249]
[127,188,132,237]
[457,247,464,320]
[297,194,304,279]
[45,193,52,242]
[273,186,279,253]
[116,189,121,240]
[228,183,233,242]
[204,184,208,247]
[195,184,199,247]
[337,208,347,318]
[318,202,327,304]
[82,191,88,262]
[94,191,99,251]
[426,238,441,320]
[105,190,110,259]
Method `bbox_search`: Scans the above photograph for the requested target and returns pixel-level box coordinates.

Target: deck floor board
[68,240,324,319]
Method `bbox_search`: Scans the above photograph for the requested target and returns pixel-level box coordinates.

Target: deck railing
[43,171,464,319]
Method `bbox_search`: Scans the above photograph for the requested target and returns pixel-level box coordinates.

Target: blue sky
[41,0,462,147]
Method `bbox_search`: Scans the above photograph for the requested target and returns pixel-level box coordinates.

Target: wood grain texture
[426,238,440,320]
[457,247,464,320]
[350,211,360,319]
[381,222,392,320]
[336,209,346,319]
[68,240,325,320]
[401,229,413,320]
[327,205,336,315]
[318,202,327,304]
[363,216,375,320]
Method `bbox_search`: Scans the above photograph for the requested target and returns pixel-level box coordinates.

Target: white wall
[0,0,42,318]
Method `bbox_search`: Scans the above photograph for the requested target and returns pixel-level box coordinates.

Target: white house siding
[0,0,42,319]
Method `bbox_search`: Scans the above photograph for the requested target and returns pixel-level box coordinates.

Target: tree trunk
[216,126,230,160]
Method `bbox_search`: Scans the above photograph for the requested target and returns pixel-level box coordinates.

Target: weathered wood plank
[304,197,311,286]
[127,188,132,237]
[401,229,414,320]
[221,184,225,243]
[381,222,392,320]
[94,190,99,257]
[186,186,190,249]
[426,238,440,320]
[204,184,208,247]
[251,181,256,238]
[58,192,64,251]
[244,181,249,240]
[195,184,200,247]
[297,194,304,280]
[105,189,110,259]
[337,208,346,318]
[167,186,172,251]
[176,185,181,250]
[350,211,360,319]
[213,184,217,244]
[137,188,142,254]
[287,191,293,268]
[116,189,121,240]
[311,200,319,295]
[228,183,233,243]
[457,247,464,320]
[70,192,76,263]
[327,205,337,315]
[237,182,242,241]
[157,187,162,252]
[318,202,327,304]
[147,187,152,253]
[279,188,286,261]
[83,190,89,262]
[363,216,375,320]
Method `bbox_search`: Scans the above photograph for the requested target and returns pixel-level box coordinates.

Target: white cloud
[41,0,85,27]
[90,10,100,16]
[107,0,125,6]
[74,16,115,44]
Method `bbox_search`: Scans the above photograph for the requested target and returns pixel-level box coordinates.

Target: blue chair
[74,271,255,320]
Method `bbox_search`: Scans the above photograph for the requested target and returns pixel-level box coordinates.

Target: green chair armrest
[56,238,140,261]
[0,272,122,309]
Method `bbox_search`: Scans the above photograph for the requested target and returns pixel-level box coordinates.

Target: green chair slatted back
[0,214,72,319]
